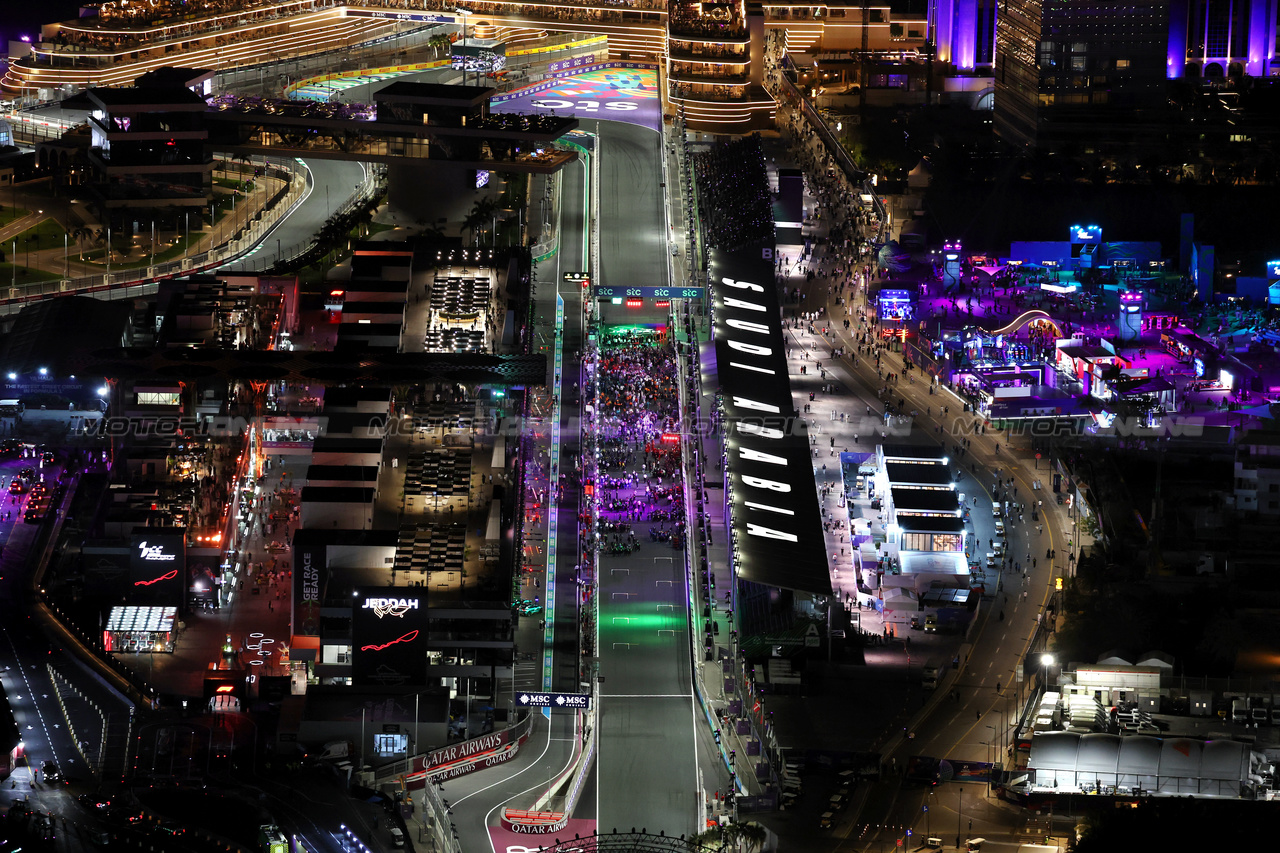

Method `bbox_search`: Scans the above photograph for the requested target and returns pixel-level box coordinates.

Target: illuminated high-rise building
[995,0,1278,149]
[932,0,1000,70]
[1170,0,1278,78]
[993,0,1045,146]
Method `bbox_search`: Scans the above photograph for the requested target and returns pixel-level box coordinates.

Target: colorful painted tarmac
[292,70,414,101]
[292,62,662,131]
[490,64,661,131]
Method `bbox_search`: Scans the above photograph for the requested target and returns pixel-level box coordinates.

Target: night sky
[2,1,85,53]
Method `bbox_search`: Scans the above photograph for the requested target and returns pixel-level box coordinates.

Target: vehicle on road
[40,760,61,783]
[922,660,940,690]
[924,614,937,633]
[156,820,186,837]
[317,740,352,760]
[79,794,111,812]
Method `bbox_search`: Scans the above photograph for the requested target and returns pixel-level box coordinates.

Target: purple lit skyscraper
[931,0,997,70]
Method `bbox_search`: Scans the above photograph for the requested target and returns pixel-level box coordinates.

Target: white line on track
[478,713,580,853]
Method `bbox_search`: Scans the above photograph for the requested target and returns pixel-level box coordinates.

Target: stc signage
[351,586,428,687]
[128,529,186,607]
[710,249,831,596]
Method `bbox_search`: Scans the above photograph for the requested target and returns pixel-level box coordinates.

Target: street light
[1041,653,1055,694]
[454,8,470,86]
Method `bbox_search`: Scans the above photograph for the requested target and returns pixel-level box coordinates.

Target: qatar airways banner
[488,819,597,850]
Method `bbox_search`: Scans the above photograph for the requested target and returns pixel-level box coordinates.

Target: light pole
[1041,652,1055,697]
[455,8,470,86]
[957,785,963,849]
[984,726,996,794]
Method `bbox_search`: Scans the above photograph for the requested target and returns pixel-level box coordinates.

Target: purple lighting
[1246,0,1273,75]
[1166,0,1187,79]
[955,0,978,70]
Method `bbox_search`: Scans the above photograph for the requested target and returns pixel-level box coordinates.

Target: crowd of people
[587,327,686,556]
[668,0,746,36]
[693,135,775,251]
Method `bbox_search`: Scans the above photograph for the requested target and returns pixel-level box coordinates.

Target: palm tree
[467,197,498,245]
[735,821,767,853]
[429,33,452,59]
[72,226,91,260]
[688,820,767,853]
[461,210,483,245]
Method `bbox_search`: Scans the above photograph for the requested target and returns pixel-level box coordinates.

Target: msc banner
[351,587,429,687]
[128,528,185,607]
[515,691,590,709]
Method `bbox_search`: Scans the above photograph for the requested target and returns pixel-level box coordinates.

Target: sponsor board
[500,815,569,834]
[487,819,597,852]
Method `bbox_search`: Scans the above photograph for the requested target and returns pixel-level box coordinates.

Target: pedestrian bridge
[203,86,579,173]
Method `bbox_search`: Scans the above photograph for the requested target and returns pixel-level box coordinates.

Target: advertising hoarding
[128,529,186,607]
[351,587,429,687]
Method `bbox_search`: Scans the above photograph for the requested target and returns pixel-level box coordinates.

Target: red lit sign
[216,685,235,693]
[361,629,419,652]
[134,569,179,587]
[661,433,680,444]
[625,298,643,308]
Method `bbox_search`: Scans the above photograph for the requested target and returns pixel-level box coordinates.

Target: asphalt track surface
[225,158,370,270]
[452,135,595,853]
[461,117,695,846]
[490,67,662,133]
[593,119,700,838]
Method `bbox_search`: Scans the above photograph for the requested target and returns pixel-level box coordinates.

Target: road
[447,115,700,847]
[0,453,137,853]
[775,243,1075,850]
[440,124,596,853]
[224,158,371,271]
[593,119,700,839]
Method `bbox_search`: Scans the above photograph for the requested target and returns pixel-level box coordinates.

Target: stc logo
[138,541,177,561]
[362,597,419,618]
